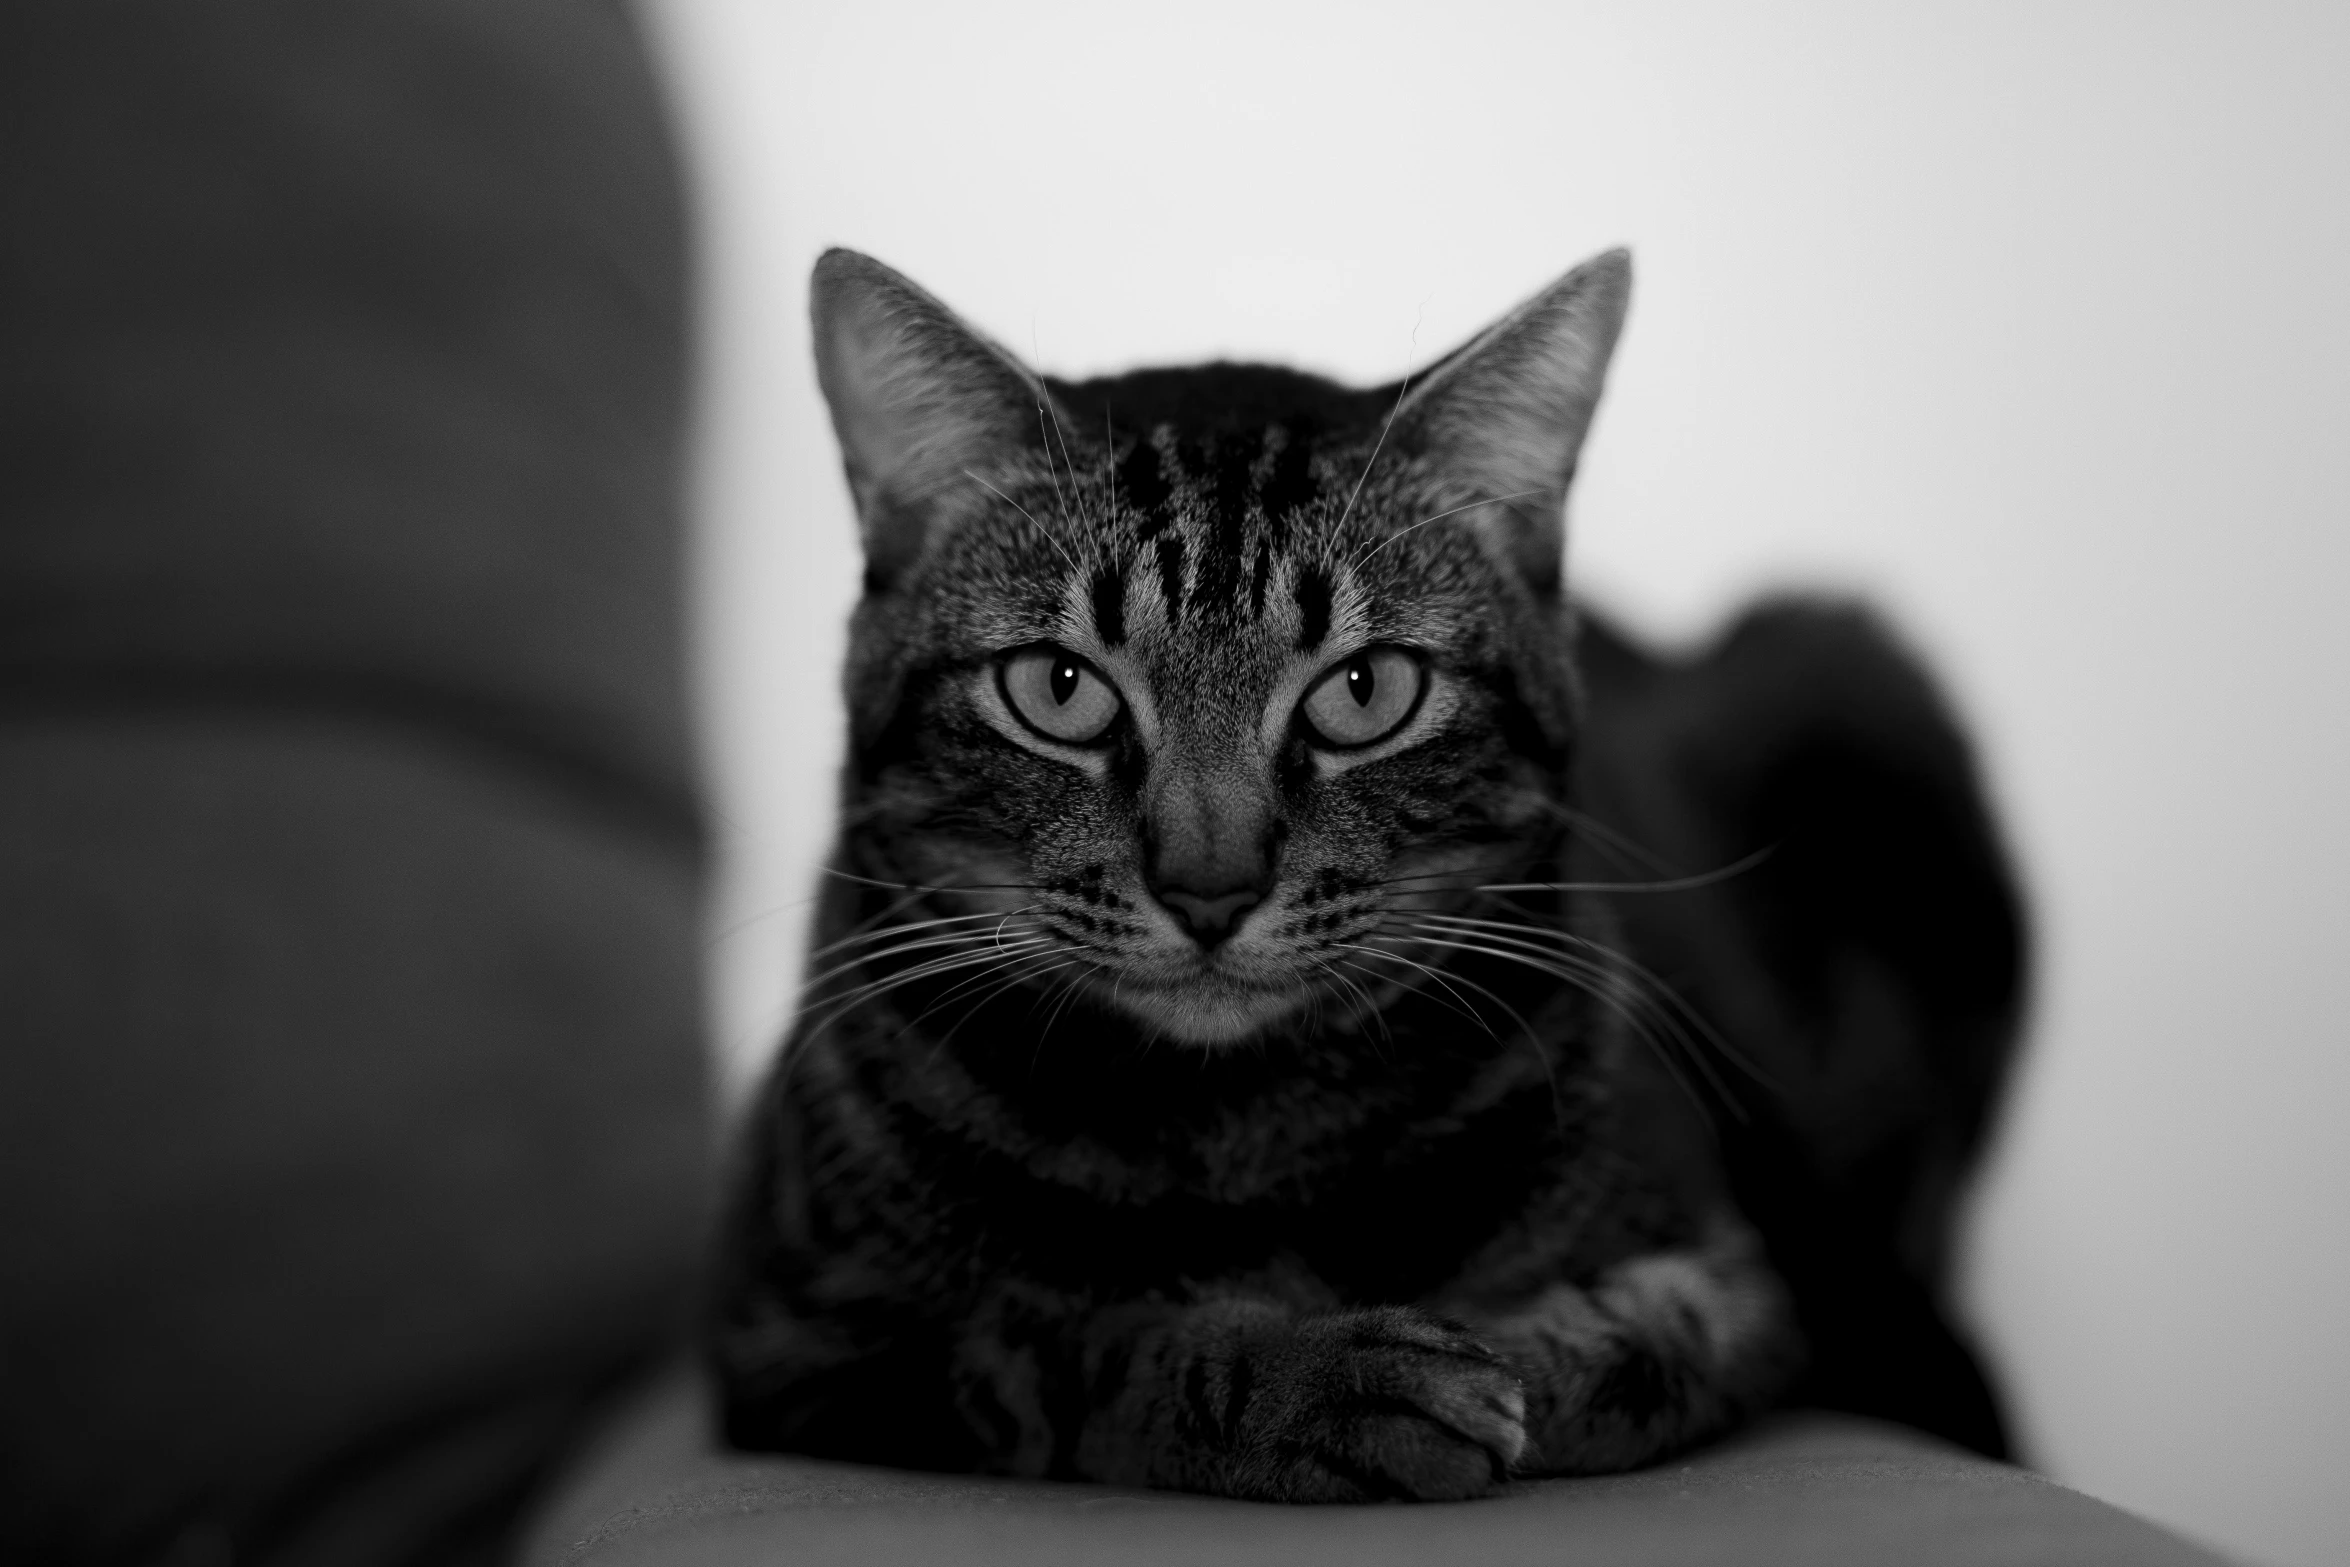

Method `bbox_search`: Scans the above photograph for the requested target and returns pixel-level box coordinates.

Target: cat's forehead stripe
[1294,563,1333,651]
[1118,438,1173,516]
[1100,421,1339,636]
[1090,564,1127,648]
[1154,535,1186,627]
[1202,438,1251,616]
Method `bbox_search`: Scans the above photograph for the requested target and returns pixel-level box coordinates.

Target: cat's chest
[905,1056,1401,1204]
[870,1042,1575,1297]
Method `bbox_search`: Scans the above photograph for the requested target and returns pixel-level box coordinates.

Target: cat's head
[811,248,1629,1046]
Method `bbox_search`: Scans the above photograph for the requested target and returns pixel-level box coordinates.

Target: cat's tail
[1574,598,2028,1459]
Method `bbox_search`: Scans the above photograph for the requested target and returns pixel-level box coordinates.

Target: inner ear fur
[810,249,1068,588]
[1390,248,1631,593]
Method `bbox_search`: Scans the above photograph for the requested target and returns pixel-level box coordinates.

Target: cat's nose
[1155,886,1263,948]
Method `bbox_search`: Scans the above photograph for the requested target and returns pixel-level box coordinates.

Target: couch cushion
[522,1373,2230,1567]
[0,0,694,809]
[0,3,706,1563]
[0,724,707,1563]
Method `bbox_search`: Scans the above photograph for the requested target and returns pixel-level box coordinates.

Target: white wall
[640,3,2350,1562]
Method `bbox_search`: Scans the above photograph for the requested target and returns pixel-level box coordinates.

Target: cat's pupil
[1347,655,1375,707]
[1051,660,1080,706]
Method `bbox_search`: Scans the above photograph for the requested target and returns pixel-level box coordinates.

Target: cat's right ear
[1385,249,1632,595]
[810,249,1049,589]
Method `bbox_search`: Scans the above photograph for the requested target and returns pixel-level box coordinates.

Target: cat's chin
[1108,981,1317,1049]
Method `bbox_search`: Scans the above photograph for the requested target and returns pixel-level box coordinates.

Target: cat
[711,246,2025,1501]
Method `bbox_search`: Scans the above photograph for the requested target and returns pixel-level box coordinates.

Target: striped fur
[713,249,1805,1500]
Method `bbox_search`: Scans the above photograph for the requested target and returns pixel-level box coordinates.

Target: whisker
[1476,845,1776,897]
[1370,835,1770,904]
[1334,942,1499,1045]
[1393,924,1735,1124]
[1028,324,1094,535]
[1326,960,1396,1044]
[796,947,1059,1057]
[801,939,1057,1024]
[1403,927,1714,1123]
[1352,488,1553,572]
[1416,914,1694,1023]
[823,881,940,944]
[806,908,1033,966]
[903,914,1056,1018]
[923,953,1085,1055]
[705,894,825,951]
[1420,913,1773,1090]
[1374,856,1548,891]
[819,865,1040,894]
[818,866,1046,946]
[1335,943,1505,1047]
[1034,960,1097,1042]
[963,467,1080,577]
[1036,403,1078,527]
[1335,941,1569,1124]
[808,940,1057,1014]
[797,924,1041,998]
[1542,804,1683,880]
[1334,362,1415,538]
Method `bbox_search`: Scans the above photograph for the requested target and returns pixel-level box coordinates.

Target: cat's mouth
[1078,939,1409,1047]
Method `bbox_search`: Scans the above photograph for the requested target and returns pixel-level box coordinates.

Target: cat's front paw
[1234,1306,1526,1503]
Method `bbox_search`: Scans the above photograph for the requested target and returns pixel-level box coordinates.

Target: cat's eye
[1000,645,1123,745]
[1300,647,1425,749]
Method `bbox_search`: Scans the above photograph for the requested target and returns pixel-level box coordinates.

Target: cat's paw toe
[1244,1307,1526,1502]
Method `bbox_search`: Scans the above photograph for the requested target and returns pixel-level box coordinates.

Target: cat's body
[713,250,2023,1499]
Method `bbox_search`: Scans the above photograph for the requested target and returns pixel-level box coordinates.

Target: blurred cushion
[0,0,693,803]
[0,3,707,1564]
[521,1371,2231,1567]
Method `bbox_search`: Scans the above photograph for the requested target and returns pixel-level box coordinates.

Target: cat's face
[813,251,1628,1045]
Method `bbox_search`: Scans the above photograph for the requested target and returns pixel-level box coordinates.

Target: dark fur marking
[1355,1389,1487,1438]
[1155,535,1187,625]
[1222,1353,1253,1439]
[1119,437,1173,520]
[1294,564,1333,651]
[1275,737,1317,795]
[1201,432,1255,612]
[1172,433,1208,480]
[1091,566,1127,648]
[1182,1357,1215,1438]
[1108,729,1150,793]
[1588,1345,1677,1426]
[1261,424,1319,519]
[1300,1448,1414,1503]
[1093,1338,1136,1408]
[1249,538,1273,619]
[1212,431,1256,518]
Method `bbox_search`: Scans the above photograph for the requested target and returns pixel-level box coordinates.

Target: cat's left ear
[1388,249,1631,593]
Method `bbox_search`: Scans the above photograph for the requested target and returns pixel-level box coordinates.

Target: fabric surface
[0,4,707,1563]
[523,1373,2232,1567]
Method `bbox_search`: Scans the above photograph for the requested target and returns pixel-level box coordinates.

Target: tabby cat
[713,248,2025,1501]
